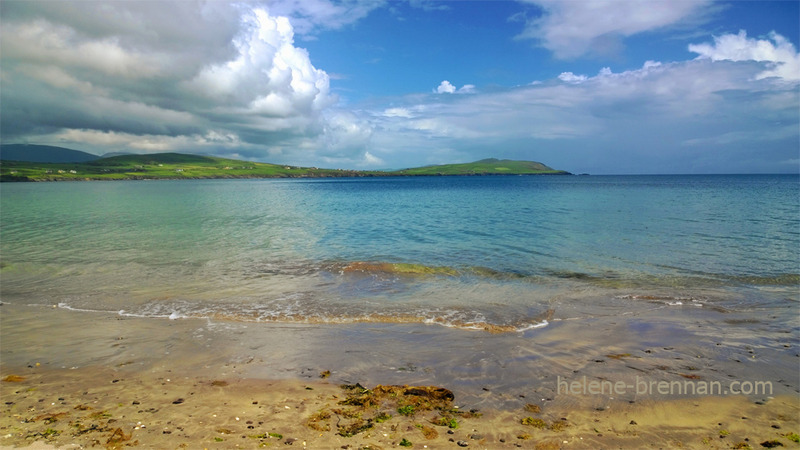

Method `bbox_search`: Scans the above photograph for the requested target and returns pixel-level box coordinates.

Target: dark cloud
[0,0,340,158]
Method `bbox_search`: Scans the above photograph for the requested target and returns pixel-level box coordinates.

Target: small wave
[57,303,105,313]
[56,300,547,333]
[616,294,705,307]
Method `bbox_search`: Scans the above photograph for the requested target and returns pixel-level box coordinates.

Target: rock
[457,441,469,447]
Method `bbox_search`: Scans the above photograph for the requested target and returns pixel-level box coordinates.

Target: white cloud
[1,2,337,158]
[186,9,334,118]
[558,72,587,83]
[266,0,386,37]
[436,80,457,93]
[363,151,384,166]
[435,80,477,94]
[688,30,800,81]
[46,129,244,155]
[336,56,798,173]
[516,0,712,59]
[1,19,166,78]
[382,107,414,118]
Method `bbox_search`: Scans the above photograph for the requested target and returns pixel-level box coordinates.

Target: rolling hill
[0,150,570,181]
[393,158,568,176]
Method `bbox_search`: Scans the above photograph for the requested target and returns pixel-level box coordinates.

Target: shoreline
[1,302,799,448]
[1,365,798,449]
[0,171,572,183]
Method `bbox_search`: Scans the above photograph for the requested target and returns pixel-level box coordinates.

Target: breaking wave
[57,300,553,334]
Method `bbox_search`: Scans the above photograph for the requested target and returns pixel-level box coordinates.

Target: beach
[2,365,798,450]
[1,302,798,449]
[1,176,798,448]
[2,0,799,445]
[2,362,799,449]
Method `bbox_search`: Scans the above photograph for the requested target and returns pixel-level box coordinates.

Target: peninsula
[0,151,570,181]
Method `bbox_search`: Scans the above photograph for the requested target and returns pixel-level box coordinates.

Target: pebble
[456,441,469,447]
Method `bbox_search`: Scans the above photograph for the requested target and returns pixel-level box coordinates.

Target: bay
[2,174,799,407]
[1,175,798,329]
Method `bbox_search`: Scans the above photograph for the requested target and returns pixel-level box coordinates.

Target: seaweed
[521,417,547,428]
[307,383,463,438]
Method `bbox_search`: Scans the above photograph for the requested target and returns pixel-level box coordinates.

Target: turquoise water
[1,175,798,331]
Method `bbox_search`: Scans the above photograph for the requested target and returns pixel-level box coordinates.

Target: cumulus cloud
[435,80,476,94]
[516,0,713,59]
[688,30,800,81]
[436,80,457,94]
[0,1,339,160]
[185,9,334,115]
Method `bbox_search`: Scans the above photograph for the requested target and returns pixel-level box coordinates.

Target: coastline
[0,153,570,182]
[0,171,572,183]
[1,302,798,448]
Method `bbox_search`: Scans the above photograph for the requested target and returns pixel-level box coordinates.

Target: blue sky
[1,0,798,174]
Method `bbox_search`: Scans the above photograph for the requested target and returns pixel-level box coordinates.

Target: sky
[1,0,798,174]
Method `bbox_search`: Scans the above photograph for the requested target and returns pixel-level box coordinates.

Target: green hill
[0,152,374,181]
[392,158,568,176]
[0,144,100,163]
[0,152,569,182]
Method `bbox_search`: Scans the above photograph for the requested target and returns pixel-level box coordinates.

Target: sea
[1,174,798,407]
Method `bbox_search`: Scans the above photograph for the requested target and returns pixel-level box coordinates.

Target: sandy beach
[1,302,799,449]
[1,364,798,449]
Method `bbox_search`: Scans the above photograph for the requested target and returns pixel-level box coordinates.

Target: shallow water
[1,175,798,407]
[1,175,797,329]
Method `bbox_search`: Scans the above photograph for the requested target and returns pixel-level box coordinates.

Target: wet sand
[1,366,798,449]
[1,302,799,448]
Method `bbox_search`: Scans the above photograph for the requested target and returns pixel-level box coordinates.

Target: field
[0,154,569,181]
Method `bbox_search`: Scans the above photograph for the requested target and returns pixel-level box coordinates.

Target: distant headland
[0,144,570,181]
